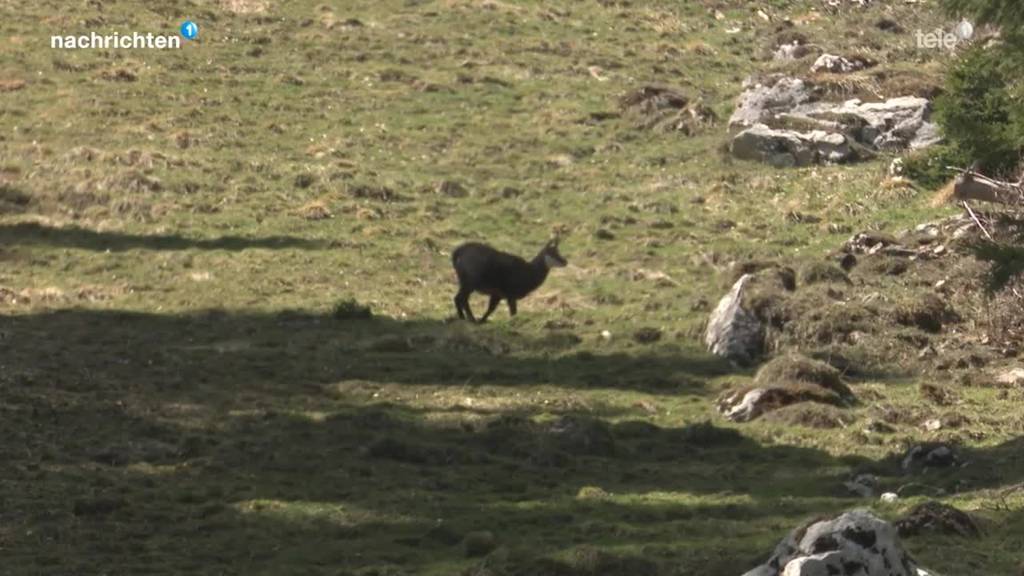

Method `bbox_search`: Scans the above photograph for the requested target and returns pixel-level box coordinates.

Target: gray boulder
[796,96,941,151]
[729,76,812,132]
[705,274,764,364]
[732,124,852,167]
[741,510,935,576]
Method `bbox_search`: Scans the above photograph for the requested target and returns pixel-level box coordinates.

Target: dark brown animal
[452,239,567,322]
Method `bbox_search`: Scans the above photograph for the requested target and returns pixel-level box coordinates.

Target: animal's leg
[456,289,476,322]
[507,299,517,316]
[454,293,465,319]
[479,295,501,323]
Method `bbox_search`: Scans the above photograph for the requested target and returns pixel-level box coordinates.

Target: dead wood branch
[952,170,1024,205]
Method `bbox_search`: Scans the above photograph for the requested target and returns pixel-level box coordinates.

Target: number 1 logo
[180,20,198,40]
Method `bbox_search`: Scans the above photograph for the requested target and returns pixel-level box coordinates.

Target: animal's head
[541,238,568,269]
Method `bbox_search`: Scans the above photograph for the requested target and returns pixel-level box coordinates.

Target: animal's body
[451,239,567,322]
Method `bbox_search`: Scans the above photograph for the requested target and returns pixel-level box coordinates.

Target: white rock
[782,553,842,576]
[729,76,812,132]
[996,367,1024,386]
[741,509,932,576]
[719,387,769,422]
[881,492,899,503]
[705,274,764,364]
[890,157,905,176]
[774,42,812,61]
[810,53,866,74]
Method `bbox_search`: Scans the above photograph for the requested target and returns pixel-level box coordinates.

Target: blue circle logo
[180,20,198,40]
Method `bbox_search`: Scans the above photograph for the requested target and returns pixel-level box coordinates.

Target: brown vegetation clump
[718,353,858,422]
[895,501,980,539]
[297,200,332,220]
[893,293,956,333]
[619,85,717,134]
[800,261,851,286]
[919,383,959,406]
[738,266,798,330]
[763,403,849,429]
[781,287,875,347]
[981,274,1024,346]
[754,353,854,403]
[0,185,31,215]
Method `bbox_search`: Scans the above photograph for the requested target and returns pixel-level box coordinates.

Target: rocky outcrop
[793,96,941,151]
[729,74,942,166]
[741,510,935,576]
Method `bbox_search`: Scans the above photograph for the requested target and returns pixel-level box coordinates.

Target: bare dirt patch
[220,0,268,14]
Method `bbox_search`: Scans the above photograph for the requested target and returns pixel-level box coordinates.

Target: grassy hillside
[3,1,1023,574]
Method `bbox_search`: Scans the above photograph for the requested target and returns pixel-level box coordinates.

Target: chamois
[452,238,567,322]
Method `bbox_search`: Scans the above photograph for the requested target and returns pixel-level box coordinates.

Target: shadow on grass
[3,398,867,575]
[0,222,325,252]
[0,308,735,395]
[0,307,883,575]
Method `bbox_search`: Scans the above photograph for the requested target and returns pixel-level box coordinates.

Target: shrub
[933,47,1024,178]
[903,145,969,190]
[333,298,372,320]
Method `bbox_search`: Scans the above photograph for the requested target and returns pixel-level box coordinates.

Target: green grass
[3,0,1024,574]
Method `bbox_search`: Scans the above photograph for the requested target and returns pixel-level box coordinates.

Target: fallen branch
[952,170,1024,205]
[962,200,994,241]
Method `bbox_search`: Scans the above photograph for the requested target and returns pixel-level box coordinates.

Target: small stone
[881,492,899,503]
